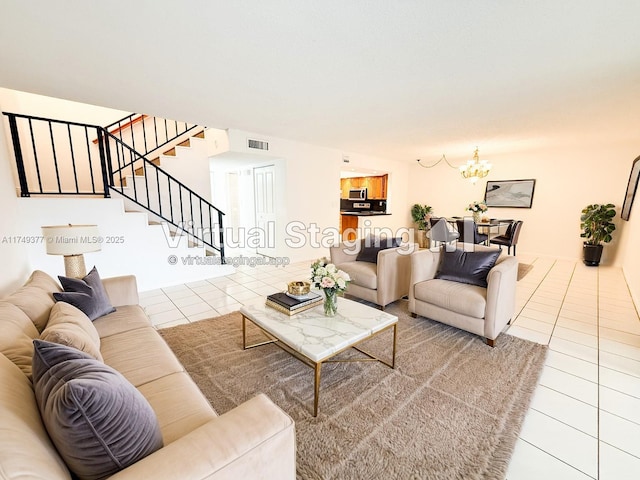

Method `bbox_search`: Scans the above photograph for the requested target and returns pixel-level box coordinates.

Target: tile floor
[142,255,640,479]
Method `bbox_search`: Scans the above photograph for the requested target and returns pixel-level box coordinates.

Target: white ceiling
[1,1,639,162]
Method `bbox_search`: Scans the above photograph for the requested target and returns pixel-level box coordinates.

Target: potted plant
[580,203,616,266]
[411,204,433,248]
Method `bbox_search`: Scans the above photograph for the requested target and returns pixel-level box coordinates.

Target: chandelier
[459,148,491,184]
[416,147,491,184]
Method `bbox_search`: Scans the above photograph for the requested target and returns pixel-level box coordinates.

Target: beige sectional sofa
[0,270,296,479]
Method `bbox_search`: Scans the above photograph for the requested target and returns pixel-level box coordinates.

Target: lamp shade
[41,224,102,256]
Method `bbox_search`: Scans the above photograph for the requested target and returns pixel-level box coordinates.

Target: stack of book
[266,291,323,316]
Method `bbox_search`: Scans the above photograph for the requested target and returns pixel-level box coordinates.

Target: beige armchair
[329,241,416,310]
[408,246,518,346]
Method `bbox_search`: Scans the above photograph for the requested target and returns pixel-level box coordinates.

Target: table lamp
[41,224,101,278]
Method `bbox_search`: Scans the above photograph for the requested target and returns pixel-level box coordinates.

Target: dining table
[445,218,512,246]
[477,222,511,244]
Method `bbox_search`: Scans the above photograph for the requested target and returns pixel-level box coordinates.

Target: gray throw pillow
[32,340,163,480]
[54,266,116,320]
[355,236,402,264]
[435,248,501,288]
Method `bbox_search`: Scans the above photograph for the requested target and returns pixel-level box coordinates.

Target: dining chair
[494,219,514,236]
[429,217,459,252]
[489,220,523,255]
[455,218,488,245]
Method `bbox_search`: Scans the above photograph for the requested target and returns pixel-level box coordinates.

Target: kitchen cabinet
[340,174,387,199]
[340,214,359,241]
[340,179,349,198]
[366,175,387,199]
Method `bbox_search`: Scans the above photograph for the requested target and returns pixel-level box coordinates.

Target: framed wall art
[621,156,640,221]
[484,179,536,208]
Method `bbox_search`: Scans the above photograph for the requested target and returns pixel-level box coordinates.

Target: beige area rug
[159,301,547,479]
[517,263,533,281]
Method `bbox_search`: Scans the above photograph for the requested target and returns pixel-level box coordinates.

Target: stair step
[162,138,190,156]
[162,133,196,156]
[146,220,187,237]
[134,158,161,176]
[120,173,148,187]
[161,229,182,238]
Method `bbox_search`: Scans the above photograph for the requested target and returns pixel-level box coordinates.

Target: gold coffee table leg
[391,323,397,368]
[242,315,247,348]
[242,315,277,350]
[314,362,322,417]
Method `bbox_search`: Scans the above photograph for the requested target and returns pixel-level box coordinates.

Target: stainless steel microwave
[348,188,367,200]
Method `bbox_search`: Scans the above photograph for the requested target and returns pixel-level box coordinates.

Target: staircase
[2,111,225,261]
[132,133,204,178]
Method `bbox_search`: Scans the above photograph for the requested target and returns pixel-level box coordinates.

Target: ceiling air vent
[247,138,269,151]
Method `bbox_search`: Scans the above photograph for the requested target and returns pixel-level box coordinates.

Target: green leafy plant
[580,203,616,246]
[411,204,433,230]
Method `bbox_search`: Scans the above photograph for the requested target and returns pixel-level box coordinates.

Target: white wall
[156,135,213,202]
[0,88,128,125]
[408,142,636,266]
[224,129,411,263]
[14,197,233,292]
[0,88,130,197]
[0,116,30,296]
[0,90,236,293]
[617,159,640,305]
[2,89,414,273]
[3,88,638,301]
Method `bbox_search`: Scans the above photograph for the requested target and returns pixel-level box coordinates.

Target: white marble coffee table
[240,296,398,416]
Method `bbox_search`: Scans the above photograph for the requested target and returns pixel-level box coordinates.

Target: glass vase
[472,211,481,223]
[323,289,338,317]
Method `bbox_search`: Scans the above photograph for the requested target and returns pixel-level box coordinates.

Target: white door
[253,164,277,257]
[225,171,240,230]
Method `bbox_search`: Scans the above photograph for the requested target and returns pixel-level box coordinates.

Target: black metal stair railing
[2,111,225,260]
[105,131,225,257]
[3,112,111,197]
[103,113,204,181]
[104,113,202,158]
